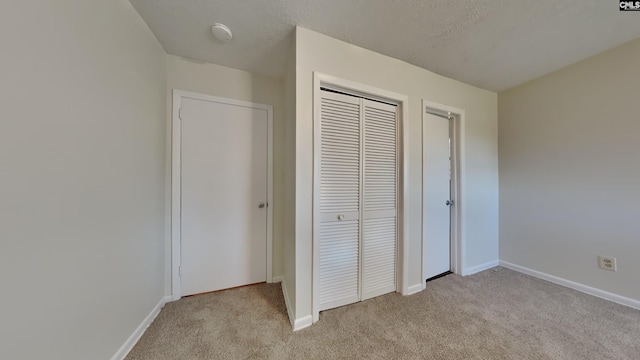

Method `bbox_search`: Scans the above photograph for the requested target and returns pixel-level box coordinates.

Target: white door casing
[171,90,273,300]
[422,112,451,281]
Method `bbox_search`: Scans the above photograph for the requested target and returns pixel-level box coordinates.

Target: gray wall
[499,37,640,302]
[0,1,167,359]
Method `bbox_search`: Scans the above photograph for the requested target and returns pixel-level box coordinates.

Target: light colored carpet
[126,267,640,359]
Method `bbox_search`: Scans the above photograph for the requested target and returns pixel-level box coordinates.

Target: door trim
[312,73,409,323]
[421,100,465,282]
[171,89,273,301]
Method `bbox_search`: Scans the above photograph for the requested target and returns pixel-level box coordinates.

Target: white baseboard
[293,315,313,330]
[279,278,312,331]
[499,261,640,311]
[279,278,295,329]
[463,260,499,276]
[111,295,171,360]
[272,275,283,283]
[406,283,424,295]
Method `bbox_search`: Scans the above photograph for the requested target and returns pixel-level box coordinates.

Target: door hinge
[178,107,182,120]
[178,266,182,277]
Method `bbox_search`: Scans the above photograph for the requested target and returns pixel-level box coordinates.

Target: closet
[317,88,398,312]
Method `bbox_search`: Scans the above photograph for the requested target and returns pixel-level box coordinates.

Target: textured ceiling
[131,0,640,91]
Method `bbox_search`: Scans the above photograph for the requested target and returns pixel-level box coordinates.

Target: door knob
[258,202,265,209]
[445,200,454,206]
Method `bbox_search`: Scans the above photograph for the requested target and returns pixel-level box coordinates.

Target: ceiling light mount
[211,23,232,42]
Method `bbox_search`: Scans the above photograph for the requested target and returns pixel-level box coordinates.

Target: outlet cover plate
[598,256,617,271]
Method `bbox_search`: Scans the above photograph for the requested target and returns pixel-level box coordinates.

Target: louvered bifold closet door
[318,90,361,311]
[361,99,398,301]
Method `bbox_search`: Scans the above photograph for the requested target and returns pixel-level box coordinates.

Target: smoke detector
[211,23,232,42]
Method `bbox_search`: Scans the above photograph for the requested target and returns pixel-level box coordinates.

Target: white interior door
[180,97,268,296]
[423,112,451,281]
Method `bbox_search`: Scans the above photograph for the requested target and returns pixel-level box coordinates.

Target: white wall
[293,27,499,321]
[283,33,298,320]
[0,1,166,359]
[165,55,285,293]
[499,38,640,302]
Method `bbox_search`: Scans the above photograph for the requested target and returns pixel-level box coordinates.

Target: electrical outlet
[598,256,617,272]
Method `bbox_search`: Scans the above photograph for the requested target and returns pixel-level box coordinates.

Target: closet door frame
[312,73,409,323]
